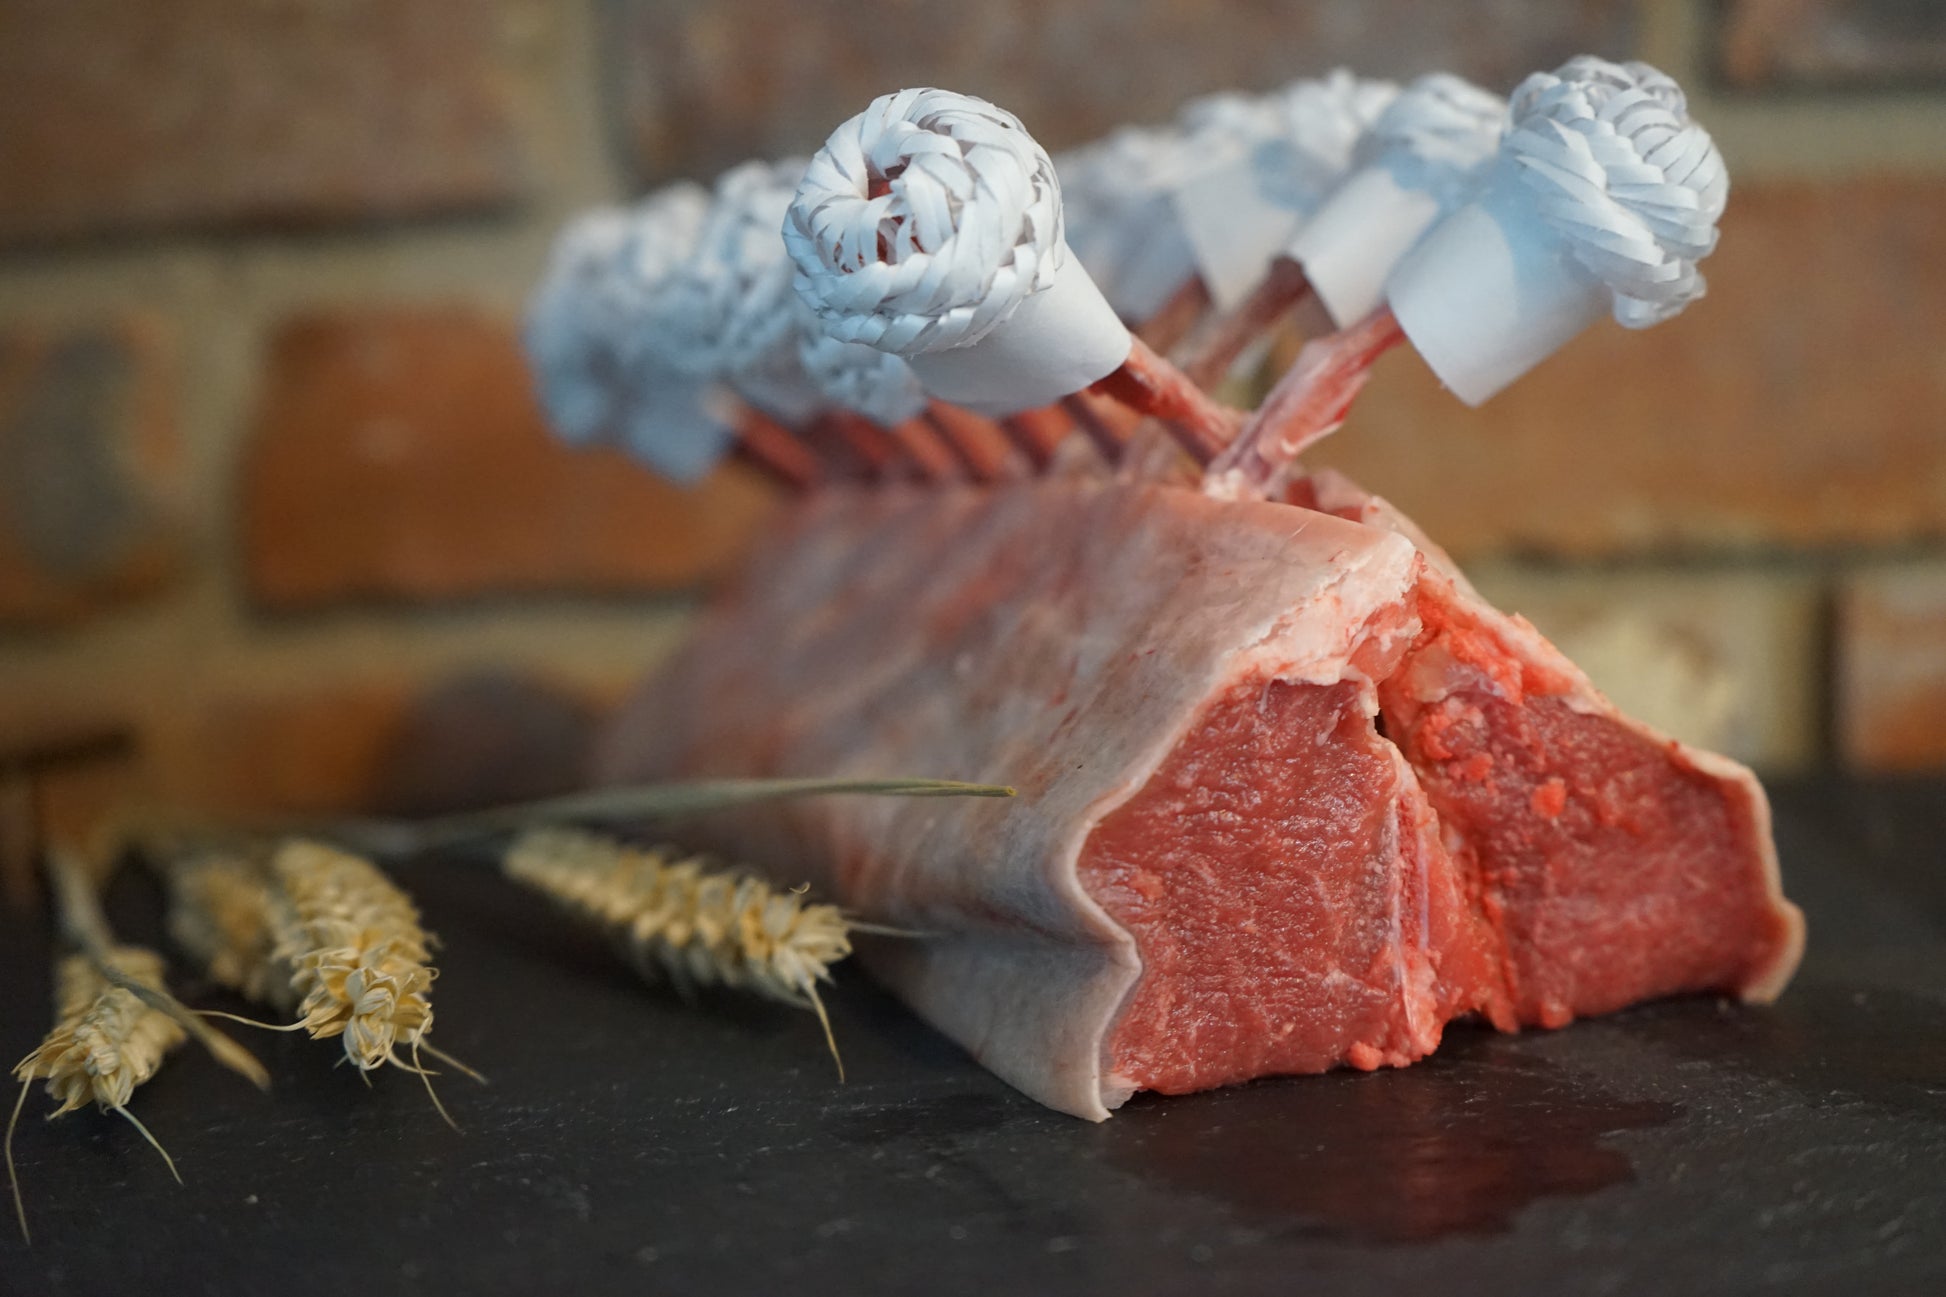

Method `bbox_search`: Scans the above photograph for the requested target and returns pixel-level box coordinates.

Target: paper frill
[523,185,740,481]
[786,88,1131,417]
[1287,73,1506,329]
[1169,72,1400,310]
[1388,57,1728,406]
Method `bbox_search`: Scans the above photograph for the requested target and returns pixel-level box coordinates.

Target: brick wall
[4,0,1944,893]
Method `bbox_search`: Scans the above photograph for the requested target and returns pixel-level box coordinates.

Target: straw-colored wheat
[162,850,283,1006]
[503,828,854,1068]
[9,946,189,1240]
[15,948,186,1120]
[262,840,438,1075]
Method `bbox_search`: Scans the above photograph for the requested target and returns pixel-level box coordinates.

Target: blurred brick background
[3,0,1945,894]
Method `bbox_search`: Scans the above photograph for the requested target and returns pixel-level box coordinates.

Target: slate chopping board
[2,776,1942,1296]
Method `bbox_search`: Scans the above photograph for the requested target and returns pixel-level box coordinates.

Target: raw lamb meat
[598,478,1802,1119]
[1296,470,1803,1023]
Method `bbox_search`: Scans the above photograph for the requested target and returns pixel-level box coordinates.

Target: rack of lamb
[529,60,1804,1119]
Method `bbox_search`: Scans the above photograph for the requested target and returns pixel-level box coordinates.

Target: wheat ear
[155,838,474,1124]
[261,842,442,1072]
[8,948,187,1243]
[160,848,283,1007]
[503,828,855,1075]
[9,848,271,1243]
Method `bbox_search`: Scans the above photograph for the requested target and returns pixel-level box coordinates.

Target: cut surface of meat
[1383,577,1802,1025]
[1293,469,1805,1018]
[1087,674,1509,1097]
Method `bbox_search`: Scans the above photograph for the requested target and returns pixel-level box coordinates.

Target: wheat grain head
[15,948,187,1118]
[263,840,437,1074]
[503,828,855,1068]
[161,850,284,1007]
[9,946,190,1240]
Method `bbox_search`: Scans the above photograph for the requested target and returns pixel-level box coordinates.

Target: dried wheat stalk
[8,947,188,1242]
[161,848,282,1006]
[19,949,188,1118]
[260,840,440,1076]
[155,838,474,1126]
[8,848,272,1242]
[503,828,855,1072]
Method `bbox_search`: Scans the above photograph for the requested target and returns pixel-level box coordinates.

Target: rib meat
[599,478,1802,1118]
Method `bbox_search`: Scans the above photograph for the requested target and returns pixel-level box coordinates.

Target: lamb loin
[598,478,1802,1119]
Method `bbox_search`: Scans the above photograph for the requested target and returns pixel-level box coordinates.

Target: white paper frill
[787,88,1131,416]
[523,184,739,483]
[1169,72,1398,310]
[640,157,828,429]
[1388,57,1728,406]
[523,204,640,447]
[1288,73,1505,328]
[798,328,930,430]
[1057,126,1200,324]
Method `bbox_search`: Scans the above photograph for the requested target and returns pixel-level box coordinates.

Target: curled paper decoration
[523,182,733,482]
[611,182,715,335]
[645,158,811,379]
[1171,71,1398,310]
[788,88,1130,415]
[1176,89,1285,157]
[1289,74,1505,327]
[786,89,1065,356]
[604,181,751,480]
[639,157,832,427]
[1503,56,1727,327]
[1353,73,1506,204]
[615,370,739,485]
[524,205,639,446]
[1387,56,1726,406]
[798,328,930,430]
[1058,126,1199,322]
[1249,72,1401,213]
[1517,55,1690,119]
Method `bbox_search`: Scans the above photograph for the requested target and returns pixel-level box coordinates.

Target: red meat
[599,477,1802,1118]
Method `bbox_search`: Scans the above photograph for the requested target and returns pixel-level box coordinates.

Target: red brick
[172,670,609,819]
[372,671,599,817]
[1718,0,1946,90]
[183,683,414,819]
[241,310,777,609]
[610,0,1634,182]
[1,774,32,911]
[0,0,518,244]
[0,717,139,906]
[1310,178,1946,560]
[1838,564,1946,772]
[0,320,184,625]
[0,670,612,840]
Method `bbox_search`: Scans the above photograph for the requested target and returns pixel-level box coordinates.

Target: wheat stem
[410,776,1015,847]
[7,1080,30,1245]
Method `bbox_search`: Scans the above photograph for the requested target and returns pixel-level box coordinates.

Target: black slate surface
[1,776,1942,1296]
